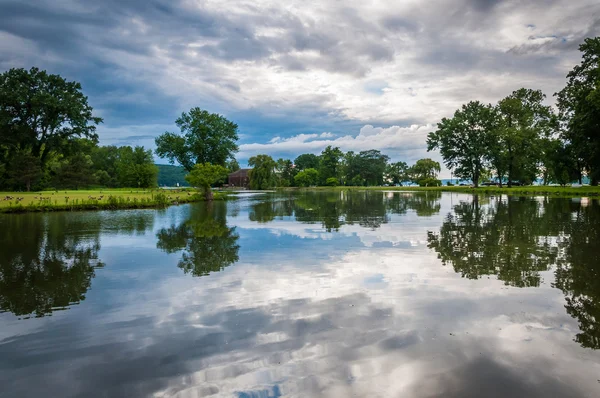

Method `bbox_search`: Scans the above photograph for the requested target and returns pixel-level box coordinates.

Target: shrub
[417,177,442,187]
[325,177,339,187]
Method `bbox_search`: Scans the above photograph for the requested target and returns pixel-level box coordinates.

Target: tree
[409,158,441,185]
[493,88,555,186]
[341,151,362,185]
[428,101,495,187]
[54,152,95,189]
[226,158,240,173]
[318,146,343,184]
[0,67,102,169]
[386,161,409,185]
[155,107,239,171]
[556,37,600,185]
[7,150,41,191]
[117,146,158,188]
[294,153,320,171]
[294,168,319,187]
[248,154,277,190]
[276,158,295,187]
[356,150,389,186]
[185,163,228,200]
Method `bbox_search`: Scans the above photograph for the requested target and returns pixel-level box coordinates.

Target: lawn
[0,188,206,213]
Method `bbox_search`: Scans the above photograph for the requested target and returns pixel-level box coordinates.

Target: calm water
[1,191,599,397]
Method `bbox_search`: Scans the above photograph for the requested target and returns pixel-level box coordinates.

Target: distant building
[228,169,251,188]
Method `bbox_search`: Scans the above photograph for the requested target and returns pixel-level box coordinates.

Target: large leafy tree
[318,146,344,183]
[0,67,102,169]
[428,101,495,187]
[492,88,555,186]
[556,37,600,185]
[116,146,158,188]
[386,161,409,185]
[248,154,277,189]
[294,153,320,171]
[294,168,319,187]
[276,158,296,187]
[409,158,441,184]
[356,149,389,186]
[155,107,239,171]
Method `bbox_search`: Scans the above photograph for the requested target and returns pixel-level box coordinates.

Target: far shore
[1,185,598,214]
[280,185,600,197]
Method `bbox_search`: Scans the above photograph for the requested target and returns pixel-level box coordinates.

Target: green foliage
[185,163,228,199]
[248,154,277,190]
[417,177,442,187]
[386,161,409,185]
[294,168,319,187]
[226,158,240,173]
[0,67,102,170]
[428,101,496,187]
[116,146,158,188]
[318,146,344,184]
[294,153,320,171]
[493,88,555,186]
[325,177,339,186]
[6,150,41,191]
[341,150,389,186]
[556,37,600,185]
[155,107,239,171]
[409,158,441,183]
[276,158,296,187]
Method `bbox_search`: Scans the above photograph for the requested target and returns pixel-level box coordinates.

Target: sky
[1,0,599,177]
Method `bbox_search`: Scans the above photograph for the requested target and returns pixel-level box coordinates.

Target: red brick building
[228,169,251,188]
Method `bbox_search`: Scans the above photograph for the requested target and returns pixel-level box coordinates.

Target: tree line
[0,68,158,190]
[243,150,442,189]
[428,37,600,187]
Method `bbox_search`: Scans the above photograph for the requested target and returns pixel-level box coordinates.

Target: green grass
[0,188,231,213]
[280,185,600,197]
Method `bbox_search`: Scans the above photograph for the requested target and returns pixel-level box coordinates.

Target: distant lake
[1,191,599,397]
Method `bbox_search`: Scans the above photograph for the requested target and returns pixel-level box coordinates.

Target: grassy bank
[0,189,231,213]
[281,185,600,197]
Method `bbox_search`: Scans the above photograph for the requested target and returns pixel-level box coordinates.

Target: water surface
[1,191,599,397]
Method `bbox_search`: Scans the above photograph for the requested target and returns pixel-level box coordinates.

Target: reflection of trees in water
[156,202,240,277]
[427,197,562,287]
[554,200,600,349]
[428,196,600,350]
[248,191,442,232]
[0,214,104,318]
[0,211,156,318]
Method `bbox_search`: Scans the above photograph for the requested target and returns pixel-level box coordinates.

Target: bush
[446,181,454,186]
[417,177,442,187]
[325,177,339,187]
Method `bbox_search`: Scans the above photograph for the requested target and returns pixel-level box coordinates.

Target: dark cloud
[0,0,598,160]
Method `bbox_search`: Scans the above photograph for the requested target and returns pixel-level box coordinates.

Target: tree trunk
[204,187,214,201]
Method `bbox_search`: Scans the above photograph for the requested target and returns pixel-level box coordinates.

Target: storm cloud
[1,0,598,174]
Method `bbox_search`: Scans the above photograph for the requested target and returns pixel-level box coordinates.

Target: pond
[0,191,599,397]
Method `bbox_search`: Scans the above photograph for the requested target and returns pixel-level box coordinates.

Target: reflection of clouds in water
[231,214,435,248]
[2,195,600,397]
[4,242,596,397]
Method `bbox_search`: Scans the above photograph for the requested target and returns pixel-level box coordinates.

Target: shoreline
[279,185,600,197]
[0,190,233,214]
